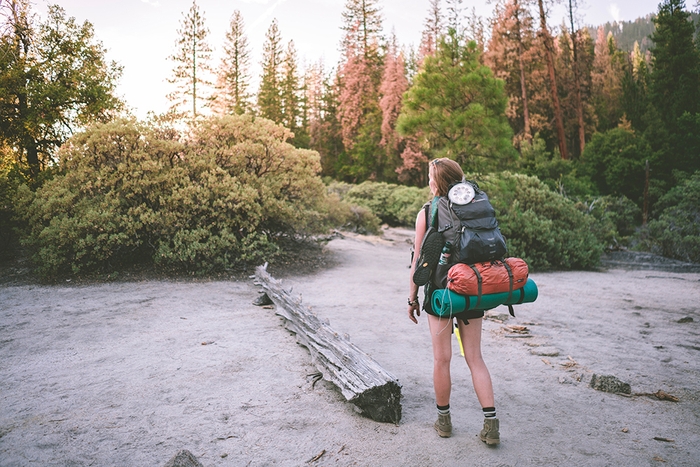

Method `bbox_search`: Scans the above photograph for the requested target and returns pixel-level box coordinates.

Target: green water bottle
[438,241,452,265]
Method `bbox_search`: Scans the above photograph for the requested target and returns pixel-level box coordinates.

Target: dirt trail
[1,228,699,466]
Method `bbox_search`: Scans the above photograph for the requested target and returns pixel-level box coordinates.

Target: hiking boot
[479,418,500,445]
[434,413,452,438]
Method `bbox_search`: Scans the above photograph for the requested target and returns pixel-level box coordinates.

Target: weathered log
[254,265,402,423]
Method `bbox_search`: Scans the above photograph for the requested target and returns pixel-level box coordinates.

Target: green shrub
[643,171,700,263]
[517,135,596,198]
[575,195,642,249]
[320,181,381,234]
[18,115,334,278]
[580,126,651,204]
[343,181,430,226]
[0,148,29,259]
[478,172,603,270]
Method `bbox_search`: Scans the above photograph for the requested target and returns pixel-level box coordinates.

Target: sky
[33,0,664,119]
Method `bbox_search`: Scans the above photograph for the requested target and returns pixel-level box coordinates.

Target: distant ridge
[587,12,699,53]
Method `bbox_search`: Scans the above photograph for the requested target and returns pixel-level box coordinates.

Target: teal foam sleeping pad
[431,278,539,316]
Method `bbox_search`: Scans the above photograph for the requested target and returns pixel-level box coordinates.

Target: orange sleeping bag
[447,258,529,297]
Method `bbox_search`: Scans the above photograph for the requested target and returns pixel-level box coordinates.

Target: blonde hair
[430,158,464,196]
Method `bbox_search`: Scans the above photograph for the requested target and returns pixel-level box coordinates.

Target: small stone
[163,450,204,467]
[590,374,631,394]
[678,316,693,323]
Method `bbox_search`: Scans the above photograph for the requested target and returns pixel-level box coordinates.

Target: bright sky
[33,0,663,119]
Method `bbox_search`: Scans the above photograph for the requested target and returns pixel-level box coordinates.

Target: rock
[252,292,274,306]
[590,374,631,394]
[163,450,204,467]
[678,317,693,323]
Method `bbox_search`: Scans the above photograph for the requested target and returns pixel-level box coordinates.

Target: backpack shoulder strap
[429,196,439,228]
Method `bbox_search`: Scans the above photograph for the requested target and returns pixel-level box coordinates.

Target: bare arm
[408,207,428,324]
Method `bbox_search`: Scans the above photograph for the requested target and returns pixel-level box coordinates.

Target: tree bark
[537,0,568,159]
[568,0,586,155]
[254,265,402,424]
[514,0,531,141]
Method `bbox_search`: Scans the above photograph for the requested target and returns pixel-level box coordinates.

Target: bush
[319,190,381,235]
[0,148,29,260]
[17,115,334,278]
[517,135,596,198]
[576,195,642,250]
[580,126,651,204]
[643,171,700,263]
[342,181,430,226]
[478,172,603,270]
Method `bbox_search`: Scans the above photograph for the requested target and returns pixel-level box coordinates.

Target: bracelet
[408,297,420,306]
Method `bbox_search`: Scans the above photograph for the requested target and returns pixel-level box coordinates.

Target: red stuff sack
[447,258,529,297]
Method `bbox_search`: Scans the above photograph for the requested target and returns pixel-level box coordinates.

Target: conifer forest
[1,0,699,278]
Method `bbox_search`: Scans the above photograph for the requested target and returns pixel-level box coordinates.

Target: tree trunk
[18,88,40,177]
[569,0,586,155]
[537,0,568,160]
[254,265,402,424]
[514,0,531,141]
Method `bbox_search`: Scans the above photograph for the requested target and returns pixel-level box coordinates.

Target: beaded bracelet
[408,297,420,306]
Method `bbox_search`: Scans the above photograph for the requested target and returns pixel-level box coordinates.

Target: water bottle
[438,241,452,265]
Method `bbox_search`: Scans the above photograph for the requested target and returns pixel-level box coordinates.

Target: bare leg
[427,314,454,406]
[456,317,494,408]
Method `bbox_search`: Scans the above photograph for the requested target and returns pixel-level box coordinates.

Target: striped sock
[482,407,496,418]
[437,404,450,415]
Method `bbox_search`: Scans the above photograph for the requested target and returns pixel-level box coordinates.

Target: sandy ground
[1,228,699,467]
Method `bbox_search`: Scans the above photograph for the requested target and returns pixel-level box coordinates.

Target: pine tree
[648,0,700,180]
[341,0,384,61]
[378,35,408,180]
[212,10,251,115]
[566,0,586,155]
[485,0,537,143]
[281,40,305,145]
[445,0,463,34]
[397,141,429,186]
[419,0,443,60]
[338,37,373,150]
[649,0,700,123]
[556,24,595,159]
[591,28,624,131]
[309,67,345,177]
[336,0,385,181]
[166,0,213,120]
[397,29,517,172]
[465,7,485,52]
[536,0,568,159]
[257,19,284,123]
[620,40,650,131]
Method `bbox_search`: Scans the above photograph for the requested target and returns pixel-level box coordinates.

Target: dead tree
[254,265,402,423]
[537,0,569,160]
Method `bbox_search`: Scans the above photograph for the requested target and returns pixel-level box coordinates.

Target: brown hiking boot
[479,418,500,445]
[434,413,452,438]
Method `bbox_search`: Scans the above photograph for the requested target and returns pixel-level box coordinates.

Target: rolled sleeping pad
[431,278,539,317]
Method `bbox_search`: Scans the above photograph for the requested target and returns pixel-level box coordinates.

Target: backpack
[435,182,507,266]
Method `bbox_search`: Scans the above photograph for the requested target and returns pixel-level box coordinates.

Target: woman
[407,158,499,445]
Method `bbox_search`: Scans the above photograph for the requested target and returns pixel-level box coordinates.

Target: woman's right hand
[408,301,420,324]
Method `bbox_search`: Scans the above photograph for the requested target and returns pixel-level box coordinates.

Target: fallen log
[254,264,402,424]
